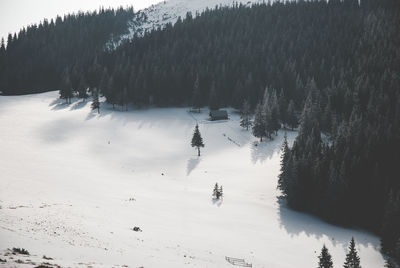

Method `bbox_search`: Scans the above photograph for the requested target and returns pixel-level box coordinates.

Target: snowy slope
[112,0,265,46]
[0,92,386,267]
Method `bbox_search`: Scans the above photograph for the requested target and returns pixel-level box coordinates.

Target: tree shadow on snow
[49,97,88,111]
[212,197,223,207]
[277,197,381,250]
[49,98,70,111]
[70,99,88,110]
[251,138,281,164]
[186,157,201,176]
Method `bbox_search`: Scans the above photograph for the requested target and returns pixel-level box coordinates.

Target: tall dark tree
[192,74,202,112]
[343,237,361,268]
[191,124,204,156]
[252,103,266,142]
[286,100,297,130]
[277,133,290,192]
[209,82,219,111]
[77,75,88,100]
[318,245,334,268]
[240,99,252,130]
[91,88,100,114]
[60,68,73,104]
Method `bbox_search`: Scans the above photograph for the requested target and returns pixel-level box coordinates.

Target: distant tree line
[0,7,134,95]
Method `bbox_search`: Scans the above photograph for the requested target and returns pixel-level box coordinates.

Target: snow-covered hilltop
[113,0,264,46]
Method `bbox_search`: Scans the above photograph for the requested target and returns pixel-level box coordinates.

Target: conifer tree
[343,237,361,268]
[318,245,334,268]
[287,100,297,130]
[278,89,288,124]
[269,89,281,134]
[277,133,290,192]
[252,102,266,141]
[384,258,396,268]
[60,68,73,104]
[91,87,100,113]
[191,124,204,156]
[192,74,202,112]
[240,99,252,130]
[78,75,88,100]
[209,82,219,111]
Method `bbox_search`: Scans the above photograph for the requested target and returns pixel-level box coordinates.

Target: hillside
[0,92,385,267]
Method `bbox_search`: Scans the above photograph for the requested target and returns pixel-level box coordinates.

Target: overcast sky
[0,0,161,41]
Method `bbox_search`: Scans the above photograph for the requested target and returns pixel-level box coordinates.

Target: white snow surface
[0,92,385,267]
[115,0,265,46]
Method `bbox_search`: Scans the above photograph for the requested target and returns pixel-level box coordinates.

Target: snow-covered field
[0,92,385,267]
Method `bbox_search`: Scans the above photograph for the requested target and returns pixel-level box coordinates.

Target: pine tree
[384,258,396,268]
[191,124,204,156]
[91,87,100,113]
[278,89,288,124]
[269,89,281,135]
[395,237,400,263]
[343,237,361,268]
[213,183,223,199]
[60,68,73,104]
[240,99,252,130]
[318,245,334,268]
[209,82,219,111]
[287,100,297,130]
[78,75,88,100]
[192,74,202,112]
[277,133,290,192]
[252,102,266,142]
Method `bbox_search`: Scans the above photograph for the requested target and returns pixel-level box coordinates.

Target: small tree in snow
[191,124,204,156]
[318,245,333,268]
[343,237,361,268]
[213,183,223,199]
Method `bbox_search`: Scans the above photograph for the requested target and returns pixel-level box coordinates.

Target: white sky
[0,0,162,41]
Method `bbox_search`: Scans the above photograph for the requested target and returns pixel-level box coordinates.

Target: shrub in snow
[12,247,29,255]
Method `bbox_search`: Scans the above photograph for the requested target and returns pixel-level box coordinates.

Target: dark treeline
[0,7,134,95]
[270,0,400,264]
[1,0,400,263]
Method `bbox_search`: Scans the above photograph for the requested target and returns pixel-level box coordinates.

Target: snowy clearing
[0,92,385,267]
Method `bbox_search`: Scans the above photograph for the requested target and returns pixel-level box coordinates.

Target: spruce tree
[78,75,88,100]
[277,133,290,192]
[192,74,202,112]
[191,124,204,156]
[318,245,334,268]
[384,258,396,268]
[252,103,266,142]
[343,237,361,268]
[213,183,223,199]
[59,68,73,104]
[240,99,252,130]
[278,89,288,124]
[287,100,297,130]
[209,82,219,111]
[91,87,100,113]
